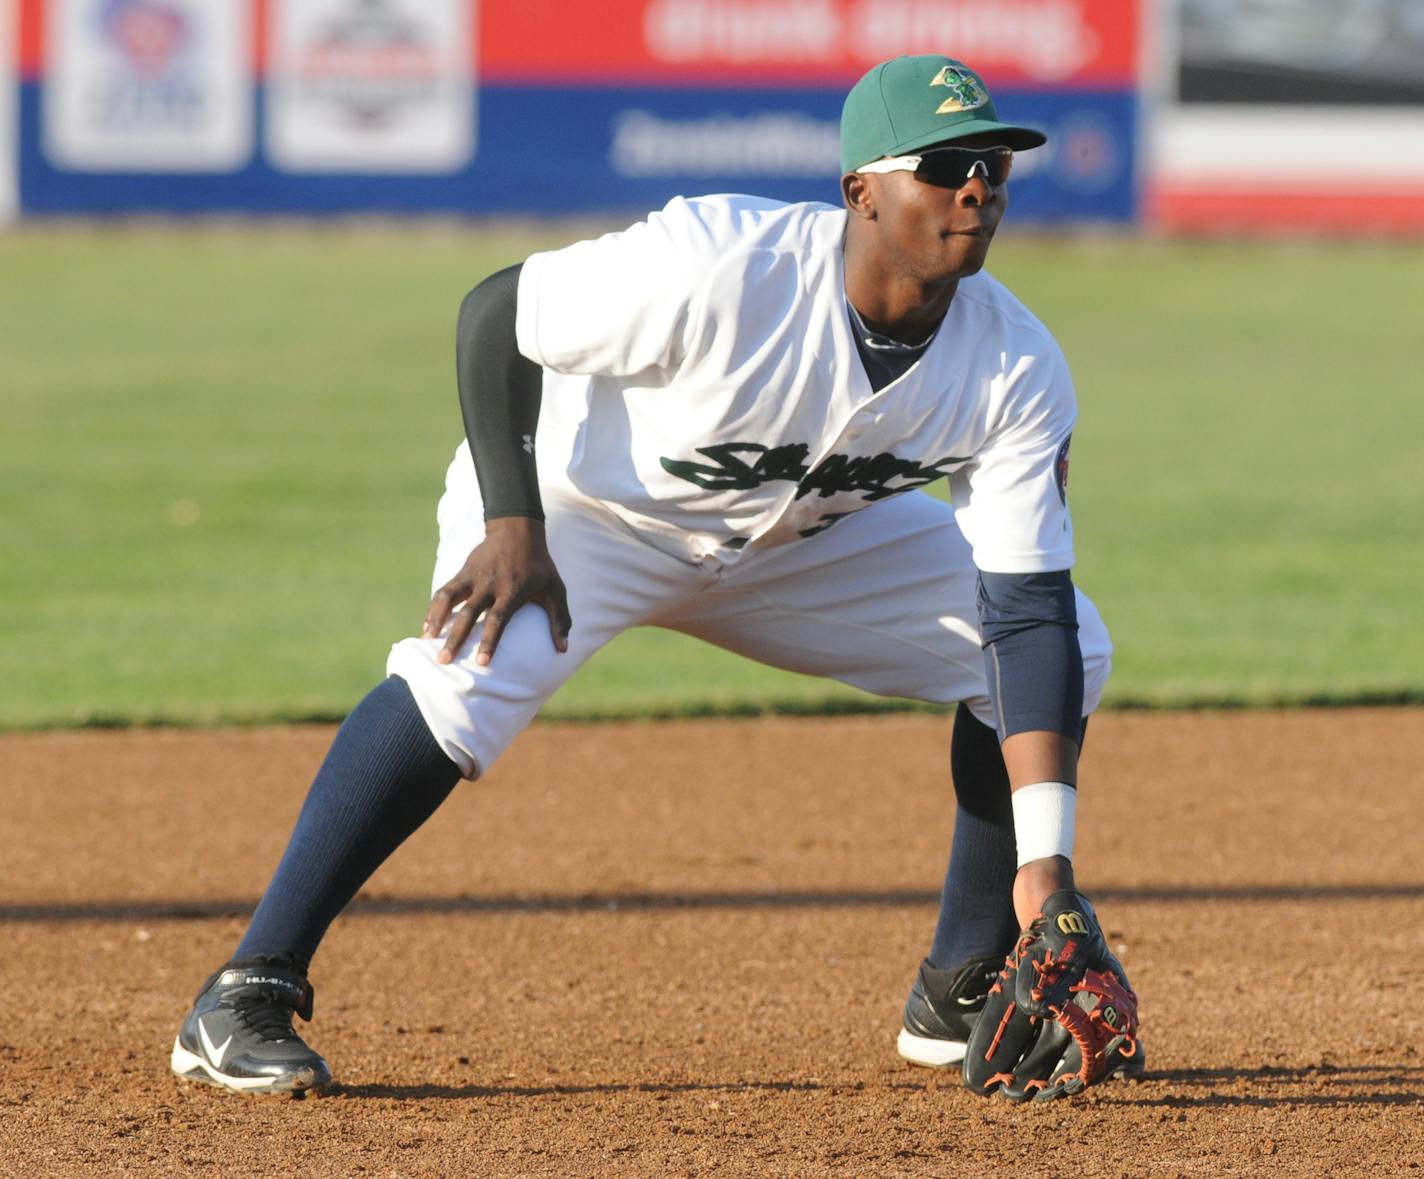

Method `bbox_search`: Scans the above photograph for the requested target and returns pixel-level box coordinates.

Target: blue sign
[19,81,1138,220]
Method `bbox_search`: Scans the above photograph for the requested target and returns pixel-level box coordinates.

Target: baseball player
[171,53,1140,1103]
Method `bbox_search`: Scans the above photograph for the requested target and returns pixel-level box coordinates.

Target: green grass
[997,237,1424,707]
[2,225,1421,728]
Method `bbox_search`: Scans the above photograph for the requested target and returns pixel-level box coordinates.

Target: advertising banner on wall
[484,0,1139,87]
[476,0,1143,220]
[266,0,474,173]
[41,0,252,171]
[1,0,16,221]
[1150,0,1424,233]
[17,0,1143,220]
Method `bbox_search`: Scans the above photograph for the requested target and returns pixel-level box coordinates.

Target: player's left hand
[423,516,572,667]
[963,889,1140,1101]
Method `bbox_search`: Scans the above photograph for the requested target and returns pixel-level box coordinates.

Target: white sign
[1,0,16,220]
[42,0,252,172]
[266,0,475,174]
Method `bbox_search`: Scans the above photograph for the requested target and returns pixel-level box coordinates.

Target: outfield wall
[13,0,1142,221]
[1149,0,1424,235]
[9,0,1424,232]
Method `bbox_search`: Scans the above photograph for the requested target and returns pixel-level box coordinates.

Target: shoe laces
[230,987,301,1043]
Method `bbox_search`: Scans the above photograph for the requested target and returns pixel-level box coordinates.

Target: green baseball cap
[840,54,1048,173]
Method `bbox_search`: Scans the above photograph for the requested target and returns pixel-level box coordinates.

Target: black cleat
[170,956,332,1095]
[896,954,1003,1069]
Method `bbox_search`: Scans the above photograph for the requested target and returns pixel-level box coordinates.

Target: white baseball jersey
[516,193,1077,575]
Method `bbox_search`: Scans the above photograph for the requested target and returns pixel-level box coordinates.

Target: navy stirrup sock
[926,704,1021,970]
[233,675,461,970]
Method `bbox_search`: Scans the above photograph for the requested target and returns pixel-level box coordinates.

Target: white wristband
[1011,781,1077,868]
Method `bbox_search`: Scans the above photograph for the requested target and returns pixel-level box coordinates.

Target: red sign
[481,0,1140,88]
[20,1,1141,86]
[1149,186,1424,236]
[19,0,44,78]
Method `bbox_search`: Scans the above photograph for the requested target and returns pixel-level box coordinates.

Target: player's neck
[843,242,957,345]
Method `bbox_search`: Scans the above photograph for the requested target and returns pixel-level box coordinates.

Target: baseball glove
[963,889,1140,1102]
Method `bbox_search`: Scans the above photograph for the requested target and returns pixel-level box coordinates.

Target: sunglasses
[856,145,1013,189]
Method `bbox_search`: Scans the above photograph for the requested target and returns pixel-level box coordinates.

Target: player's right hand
[423,516,572,667]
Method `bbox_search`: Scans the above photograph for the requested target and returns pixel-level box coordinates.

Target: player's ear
[842,172,877,221]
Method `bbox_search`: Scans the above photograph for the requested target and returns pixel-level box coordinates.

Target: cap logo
[930,65,988,115]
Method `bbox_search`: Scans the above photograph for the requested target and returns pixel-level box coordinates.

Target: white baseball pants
[388,450,1112,779]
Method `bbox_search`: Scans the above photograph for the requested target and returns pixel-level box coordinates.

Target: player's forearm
[1001,729,1077,789]
[1003,727,1080,925]
[976,569,1086,920]
[456,263,546,521]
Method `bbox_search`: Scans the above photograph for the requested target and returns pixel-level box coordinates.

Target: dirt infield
[2,709,1421,1177]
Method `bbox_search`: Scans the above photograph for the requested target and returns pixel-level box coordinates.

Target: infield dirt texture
[4,708,1421,1176]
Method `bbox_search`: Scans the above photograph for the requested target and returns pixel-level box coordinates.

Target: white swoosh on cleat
[199,1018,234,1069]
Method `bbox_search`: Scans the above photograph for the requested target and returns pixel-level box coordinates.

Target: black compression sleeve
[976,570,1084,744]
[456,263,545,521]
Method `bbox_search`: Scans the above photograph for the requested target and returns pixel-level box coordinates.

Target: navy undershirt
[845,298,935,391]
[457,264,545,521]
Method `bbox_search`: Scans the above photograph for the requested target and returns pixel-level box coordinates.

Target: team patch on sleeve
[1055,435,1072,505]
